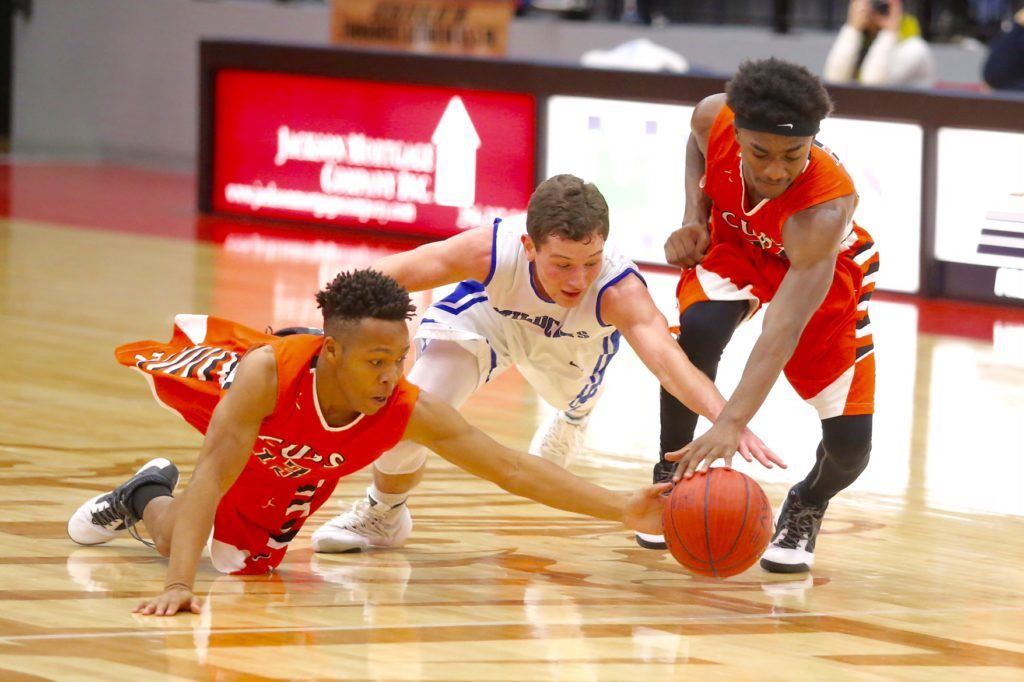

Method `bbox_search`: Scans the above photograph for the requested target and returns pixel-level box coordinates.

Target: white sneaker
[67,458,179,546]
[635,531,667,549]
[528,411,589,467]
[311,497,413,553]
[759,486,828,574]
[68,493,127,545]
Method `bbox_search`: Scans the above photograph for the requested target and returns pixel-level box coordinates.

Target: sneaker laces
[127,523,156,550]
[538,413,587,459]
[90,492,157,549]
[328,499,396,535]
[653,458,676,485]
[777,500,826,550]
[114,491,159,549]
[89,496,128,532]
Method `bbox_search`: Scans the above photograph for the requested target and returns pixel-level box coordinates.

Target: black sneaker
[67,458,179,546]
[759,486,828,573]
[636,458,674,549]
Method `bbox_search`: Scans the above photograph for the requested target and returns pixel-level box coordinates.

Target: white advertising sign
[546,98,922,293]
[545,96,693,265]
[818,117,923,293]
[935,127,1024,269]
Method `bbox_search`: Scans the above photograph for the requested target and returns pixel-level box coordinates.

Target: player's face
[735,127,815,200]
[523,233,605,308]
[330,318,409,415]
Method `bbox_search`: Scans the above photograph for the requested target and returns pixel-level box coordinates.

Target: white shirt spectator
[824,0,936,87]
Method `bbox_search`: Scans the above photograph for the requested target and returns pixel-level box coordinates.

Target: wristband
[163,581,192,592]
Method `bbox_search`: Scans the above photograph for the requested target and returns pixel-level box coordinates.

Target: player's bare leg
[141,496,179,556]
[67,458,179,550]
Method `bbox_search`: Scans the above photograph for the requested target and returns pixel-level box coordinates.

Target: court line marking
[2,605,1022,643]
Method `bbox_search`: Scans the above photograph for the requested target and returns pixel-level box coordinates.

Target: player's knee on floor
[153,534,172,558]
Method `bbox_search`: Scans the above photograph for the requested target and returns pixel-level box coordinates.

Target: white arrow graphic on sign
[432,96,481,208]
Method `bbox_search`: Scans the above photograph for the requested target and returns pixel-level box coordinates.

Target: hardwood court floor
[1,163,1023,680]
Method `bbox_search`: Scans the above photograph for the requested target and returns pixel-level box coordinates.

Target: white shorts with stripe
[415,281,619,415]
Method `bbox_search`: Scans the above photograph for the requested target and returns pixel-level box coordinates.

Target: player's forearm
[859,30,899,84]
[683,135,712,226]
[716,324,801,429]
[500,448,626,523]
[420,401,626,524]
[654,354,725,423]
[372,249,447,292]
[163,474,222,590]
[624,324,726,422]
[823,25,863,82]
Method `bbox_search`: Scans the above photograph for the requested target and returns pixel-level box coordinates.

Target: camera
[870,0,891,16]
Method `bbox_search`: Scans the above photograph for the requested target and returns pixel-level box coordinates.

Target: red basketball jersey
[701,104,860,257]
[116,315,419,561]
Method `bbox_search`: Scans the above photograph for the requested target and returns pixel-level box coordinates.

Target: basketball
[662,467,773,578]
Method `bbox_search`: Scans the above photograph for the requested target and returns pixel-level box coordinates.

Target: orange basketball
[662,467,773,578]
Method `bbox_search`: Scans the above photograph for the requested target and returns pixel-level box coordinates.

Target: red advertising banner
[211,70,536,238]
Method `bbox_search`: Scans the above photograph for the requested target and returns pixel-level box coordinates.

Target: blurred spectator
[824,0,936,87]
[581,38,688,72]
[528,0,595,20]
[615,0,668,25]
[983,7,1024,90]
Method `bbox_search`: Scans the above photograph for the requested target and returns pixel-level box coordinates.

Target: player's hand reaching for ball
[665,422,786,481]
[134,584,202,617]
[664,222,711,268]
[621,482,673,535]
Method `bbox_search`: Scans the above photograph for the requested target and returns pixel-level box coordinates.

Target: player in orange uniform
[66,270,669,616]
[656,59,878,573]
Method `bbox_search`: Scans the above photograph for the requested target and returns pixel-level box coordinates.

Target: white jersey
[416,215,643,413]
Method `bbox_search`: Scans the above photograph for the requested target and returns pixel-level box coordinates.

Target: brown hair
[526,174,610,247]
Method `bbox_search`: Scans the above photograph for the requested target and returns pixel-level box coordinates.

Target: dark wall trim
[199,40,1024,306]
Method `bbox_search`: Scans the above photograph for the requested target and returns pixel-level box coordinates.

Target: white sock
[368,483,408,509]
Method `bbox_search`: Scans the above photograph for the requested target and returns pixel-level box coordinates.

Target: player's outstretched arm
[403,391,669,534]
[669,197,853,479]
[370,225,494,292]
[134,346,277,617]
[601,275,784,474]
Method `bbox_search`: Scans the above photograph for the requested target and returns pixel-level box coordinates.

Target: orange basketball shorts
[676,226,878,419]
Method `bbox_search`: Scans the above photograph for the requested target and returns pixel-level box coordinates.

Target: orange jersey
[702,104,859,257]
[675,105,880,418]
[116,315,419,572]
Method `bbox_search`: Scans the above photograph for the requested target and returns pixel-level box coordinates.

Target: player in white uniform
[312,175,784,552]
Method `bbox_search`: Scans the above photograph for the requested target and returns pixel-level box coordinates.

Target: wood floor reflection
[1,207,1023,680]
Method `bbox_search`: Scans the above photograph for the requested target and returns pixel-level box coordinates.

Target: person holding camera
[824,0,935,87]
[983,7,1024,92]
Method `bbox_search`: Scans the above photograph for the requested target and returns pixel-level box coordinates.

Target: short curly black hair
[726,58,833,127]
[315,269,415,333]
